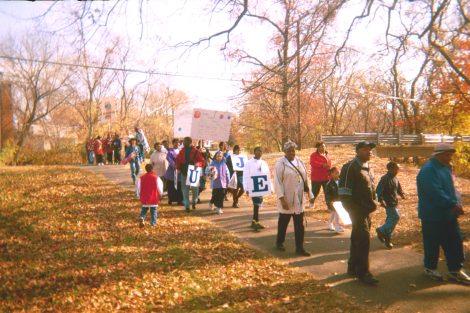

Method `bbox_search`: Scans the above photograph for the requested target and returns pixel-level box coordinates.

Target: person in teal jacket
[417,143,469,285]
[125,138,140,184]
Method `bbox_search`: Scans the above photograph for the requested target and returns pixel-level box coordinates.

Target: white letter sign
[185,165,202,187]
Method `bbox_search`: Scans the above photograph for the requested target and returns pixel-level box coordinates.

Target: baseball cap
[431,143,456,157]
[355,141,376,151]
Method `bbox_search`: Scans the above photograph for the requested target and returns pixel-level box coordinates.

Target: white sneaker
[217,208,223,214]
[448,269,470,285]
[335,226,344,233]
[209,202,213,210]
[424,268,443,281]
[328,224,335,231]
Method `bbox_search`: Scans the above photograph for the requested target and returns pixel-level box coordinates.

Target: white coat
[274,156,310,214]
[150,150,168,177]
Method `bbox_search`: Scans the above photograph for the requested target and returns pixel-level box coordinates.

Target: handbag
[286,158,309,193]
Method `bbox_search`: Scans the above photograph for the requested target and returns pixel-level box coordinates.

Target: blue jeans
[421,219,464,271]
[130,160,140,183]
[88,151,95,164]
[378,206,400,237]
[140,206,157,225]
[180,174,199,209]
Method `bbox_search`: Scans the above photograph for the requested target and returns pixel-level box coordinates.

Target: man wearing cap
[417,143,470,285]
[338,141,378,285]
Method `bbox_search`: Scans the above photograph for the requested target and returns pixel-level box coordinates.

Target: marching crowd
[87,131,469,287]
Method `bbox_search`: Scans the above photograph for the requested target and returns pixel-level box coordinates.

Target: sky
[0,1,401,112]
[0,1,260,112]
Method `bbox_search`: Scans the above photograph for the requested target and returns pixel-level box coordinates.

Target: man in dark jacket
[339,141,378,285]
[176,137,205,212]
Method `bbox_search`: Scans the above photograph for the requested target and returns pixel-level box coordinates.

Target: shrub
[454,142,470,178]
[15,144,85,165]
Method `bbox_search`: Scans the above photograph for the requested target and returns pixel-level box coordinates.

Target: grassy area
[260,146,470,253]
[0,166,374,312]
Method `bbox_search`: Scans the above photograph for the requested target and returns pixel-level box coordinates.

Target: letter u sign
[186,165,201,187]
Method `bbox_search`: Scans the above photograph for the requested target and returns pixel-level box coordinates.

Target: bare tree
[0,35,73,164]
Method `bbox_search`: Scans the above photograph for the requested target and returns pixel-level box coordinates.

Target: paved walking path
[85,165,469,313]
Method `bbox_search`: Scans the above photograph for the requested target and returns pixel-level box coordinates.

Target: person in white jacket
[243,146,272,231]
[150,142,168,192]
[274,141,314,256]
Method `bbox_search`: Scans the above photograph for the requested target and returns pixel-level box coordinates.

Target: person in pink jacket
[309,141,332,208]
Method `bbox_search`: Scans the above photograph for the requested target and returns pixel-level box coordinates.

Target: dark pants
[311,181,328,204]
[167,180,183,204]
[212,188,225,208]
[138,143,144,161]
[252,197,263,222]
[276,213,305,251]
[348,213,371,276]
[421,219,464,271]
[114,149,121,164]
[96,154,104,164]
[107,152,113,163]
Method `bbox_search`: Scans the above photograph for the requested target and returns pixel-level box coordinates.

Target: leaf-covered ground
[260,146,470,254]
[0,166,374,312]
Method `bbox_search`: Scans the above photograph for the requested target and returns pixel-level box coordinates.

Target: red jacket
[139,172,160,205]
[309,151,331,182]
[105,138,114,153]
[175,146,205,170]
[94,139,104,155]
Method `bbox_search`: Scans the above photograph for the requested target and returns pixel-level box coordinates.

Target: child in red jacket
[136,164,163,227]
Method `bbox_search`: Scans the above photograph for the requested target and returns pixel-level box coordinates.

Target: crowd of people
[101,131,468,287]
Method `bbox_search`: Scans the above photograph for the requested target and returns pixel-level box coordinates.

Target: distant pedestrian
[86,137,95,165]
[165,139,183,205]
[309,141,331,208]
[243,146,271,231]
[136,163,163,227]
[135,127,149,162]
[105,133,114,164]
[125,138,140,184]
[208,151,230,214]
[338,141,378,285]
[375,161,405,249]
[94,136,104,166]
[417,143,470,285]
[112,133,122,164]
[325,167,343,233]
[274,141,313,257]
[175,137,205,212]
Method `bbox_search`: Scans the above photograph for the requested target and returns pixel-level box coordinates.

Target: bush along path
[87,163,470,313]
[0,166,372,313]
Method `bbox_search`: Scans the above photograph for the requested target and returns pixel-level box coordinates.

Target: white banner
[174,107,233,141]
[173,103,193,138]
[231,154,247,171]
[333,201,352,225]
[246,174,272,197]
[185,165,202,187]
[191,109,232,141]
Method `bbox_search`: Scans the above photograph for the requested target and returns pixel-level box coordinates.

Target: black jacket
[338,157,377,216]
[325,179,339,211]
[376,173,404,207]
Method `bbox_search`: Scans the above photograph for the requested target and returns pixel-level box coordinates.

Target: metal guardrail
[320,133,470,145]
